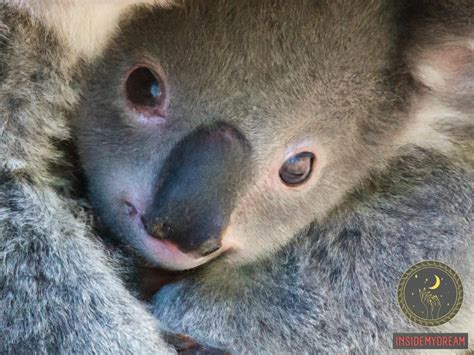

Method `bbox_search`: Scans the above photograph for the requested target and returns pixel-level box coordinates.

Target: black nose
[142,123,250,256]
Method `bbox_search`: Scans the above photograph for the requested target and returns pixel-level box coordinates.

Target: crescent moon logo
[428,274,441,290]
[397,260,463,326]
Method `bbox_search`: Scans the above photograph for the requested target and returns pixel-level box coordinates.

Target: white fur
[2,0,174,59]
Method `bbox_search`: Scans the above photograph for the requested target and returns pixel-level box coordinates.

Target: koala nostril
[150,223,168,240]
[141,215,170,240]
[124,201,138,216]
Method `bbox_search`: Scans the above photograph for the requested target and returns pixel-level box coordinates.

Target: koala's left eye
[279,152,315,186]
[125,65,166,115]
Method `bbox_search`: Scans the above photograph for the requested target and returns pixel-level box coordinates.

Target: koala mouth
[142,233,224,271]
[124,199,226,270]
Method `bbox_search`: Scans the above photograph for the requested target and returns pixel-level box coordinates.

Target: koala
[0,1,178,353]
[75,0,473,353]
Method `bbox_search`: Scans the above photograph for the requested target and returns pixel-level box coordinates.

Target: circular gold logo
[397,260,463,326]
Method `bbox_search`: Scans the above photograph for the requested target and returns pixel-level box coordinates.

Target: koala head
[75,0,471,270]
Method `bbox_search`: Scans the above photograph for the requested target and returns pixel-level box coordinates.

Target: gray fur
[76,0,473,353]
[0,5,174,354]
[153,150,473,353]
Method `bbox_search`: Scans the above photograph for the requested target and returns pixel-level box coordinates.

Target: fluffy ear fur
[400,39,473,154]
[403,0,473,97]
[399,1,473,156]
[0,0,175,59]
[409,40,473,97]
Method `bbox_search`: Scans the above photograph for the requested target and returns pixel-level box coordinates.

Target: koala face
[76,0,412,270]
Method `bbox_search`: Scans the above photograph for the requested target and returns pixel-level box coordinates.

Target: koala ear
[409,40,473,96]
[399,36,472,152]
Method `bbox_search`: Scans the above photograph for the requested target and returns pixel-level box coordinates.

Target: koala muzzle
[142,123,250,257]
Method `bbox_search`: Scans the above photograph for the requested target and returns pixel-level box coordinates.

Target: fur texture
[0,4,174,353]
[153,149,473,353]
[75,0,472,353]
[1,0,174,59]
[148,2,474,352]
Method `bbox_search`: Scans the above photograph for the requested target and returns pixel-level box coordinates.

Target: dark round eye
[279,152,315,186]
[125,66,165,111]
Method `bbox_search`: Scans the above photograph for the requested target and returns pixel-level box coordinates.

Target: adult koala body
[0,1,175,353]
[77,0,473,353]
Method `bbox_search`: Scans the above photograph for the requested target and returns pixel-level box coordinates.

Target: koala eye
[125,66,166,114]
[279,152,315,186]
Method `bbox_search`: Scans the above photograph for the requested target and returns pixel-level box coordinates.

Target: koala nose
[142,123,250,257]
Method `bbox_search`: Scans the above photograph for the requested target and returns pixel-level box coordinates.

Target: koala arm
[0,6,174,354]
[0,179,175,354]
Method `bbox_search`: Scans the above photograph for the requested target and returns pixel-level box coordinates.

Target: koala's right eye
[279,152,315,186]
[125,65,167,116]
